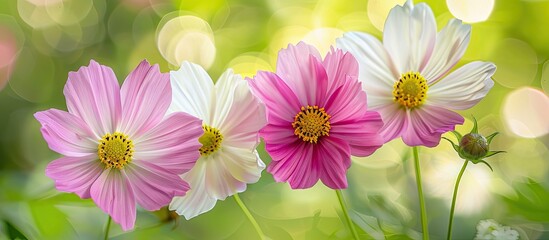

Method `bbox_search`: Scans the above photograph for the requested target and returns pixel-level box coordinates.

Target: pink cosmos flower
[35,60,203,231]
[336,0,496,147]
[248,42,384,189]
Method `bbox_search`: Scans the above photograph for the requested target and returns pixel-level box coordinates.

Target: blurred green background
[1,0,549,239]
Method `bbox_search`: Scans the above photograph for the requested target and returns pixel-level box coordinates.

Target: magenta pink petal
[324,76,367,123]
[64,60,121,137]
[34,109,97,157]
[330,111,384,157]
[119,60,171,138]
[402,105,464,147]
[322,47,359,96]
[90,169,136,231]
[133,112,202,174]
[248,71,302,122]
[45,154,104,198]
[267,142,319,189]
[275,42,324,105]
[317,137,351,189]
[126,160,190,211]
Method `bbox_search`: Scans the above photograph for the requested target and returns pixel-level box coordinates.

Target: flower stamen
[292,106,331,144]
[199,125,223,156]
[393,72,428,108]
[98,132,134,169]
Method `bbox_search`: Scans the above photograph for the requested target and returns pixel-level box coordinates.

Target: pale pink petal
[402,105,464,147]
[336,32,397,108]
[45,154,104,198]
[64,60,121,137]
[248,71,301,123]
[125,161,189,211]
[34,109,97,157]
[133,112,202,174]
[169,161,217,219]
[375,103,409,143]
[422,19,471,83]
[275,42,325,105]
[322,47,359,96]
[90,169,136,231]
[216,73,267,149]
[317,137,352,189]
[119,60,171,138]
[267,142,319,189]
[220,146,264,183]
[330,111,384,157]
[428,61,495,110]
[204,154,247,199]
[383,2,437,72]
[168,61,214,122]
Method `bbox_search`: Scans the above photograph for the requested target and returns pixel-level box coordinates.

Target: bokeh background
[1,0,549,239]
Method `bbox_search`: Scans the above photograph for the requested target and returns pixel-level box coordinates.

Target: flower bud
[459,133,488,160]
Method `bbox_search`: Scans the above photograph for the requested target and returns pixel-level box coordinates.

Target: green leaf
[502,179,549,222]
[350,211,386,240]
[486,132,500,144]
[4,221,28,240]
[470,116,479,134]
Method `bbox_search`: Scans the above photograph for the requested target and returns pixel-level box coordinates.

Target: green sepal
[476,159,494,172]
[442,137,460,154]
[470,116,479,134]
[485,150,506,159]
[486,132,499,144]
[451,131,462,142]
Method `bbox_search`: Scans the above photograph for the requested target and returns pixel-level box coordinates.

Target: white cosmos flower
[336,0,496,147]
[475,219,519,240]
[168,62,266,219]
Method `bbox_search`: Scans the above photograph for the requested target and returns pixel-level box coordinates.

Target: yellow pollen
[199,125,223,156]
[393,71,429,108]
[292,106,331,144]
[98,132,134,169]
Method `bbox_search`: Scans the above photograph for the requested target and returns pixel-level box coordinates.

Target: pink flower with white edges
[249,42,384,189]
[337,0,496,147]
[35,60,203,230]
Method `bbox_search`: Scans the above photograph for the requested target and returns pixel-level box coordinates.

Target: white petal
[336,32,396,108]
[219,81,266,149]
[383,2,437,72]
[169,160,217,219]
[422,19,471,83]
[169,61,214,123]
[428,61,495,110]
[211,68,240,128]
[204,154,247,200]
[220,146,265,183]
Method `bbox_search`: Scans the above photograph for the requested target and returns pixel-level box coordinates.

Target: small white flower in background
[168,62,267,219]
[475,219,519,240]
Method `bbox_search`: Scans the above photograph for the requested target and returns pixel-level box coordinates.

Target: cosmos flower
[337,0,496,147]
[248,42,384,189]
[168,62,266,219]
[475,219,519,240]
[35,60,203,230]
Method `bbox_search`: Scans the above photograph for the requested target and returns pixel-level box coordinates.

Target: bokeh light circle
[502,87,549,138]
[490,38,537,89]
[446,0,495,23]
[156,14,216,69]
[367,0,406,31]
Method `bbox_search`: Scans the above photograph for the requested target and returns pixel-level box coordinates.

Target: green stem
[335,189,360,240]
[234,193,266,240]
[413,146,429,240]
[104,215,112,240]
[446,160,469,240]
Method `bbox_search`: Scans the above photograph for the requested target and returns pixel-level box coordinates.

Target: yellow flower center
[199,125,223,156]
[292,106,331,144]
[98,132,134,169]
[393,72,429,108]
